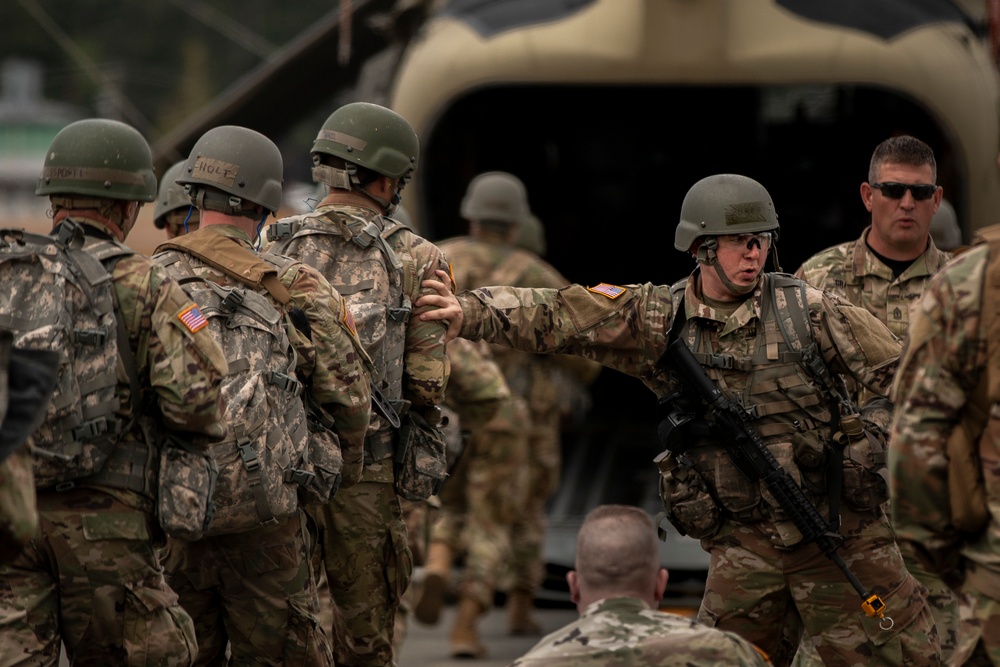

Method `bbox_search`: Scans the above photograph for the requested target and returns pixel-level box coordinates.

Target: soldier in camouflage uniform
[795,135,950,343]
[154,125,374,666]
[413,336,529,657]
[929,199,963,253]
[266,102,452,667]
[510,504,771,666]
[418,173,941,667]
[0,118,228,665]
[794,135,958,662]
[153,160,200,239]
[0,332,58,564]
[889,224,1000,666]
[433,172,599,646]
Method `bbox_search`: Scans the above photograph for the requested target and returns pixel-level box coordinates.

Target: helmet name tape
[40,166,146,186]
[316,129,367,152]
[724,202,769,226]
[192,156,239,188]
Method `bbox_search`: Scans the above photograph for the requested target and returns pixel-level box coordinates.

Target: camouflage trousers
[310,458,412,667]
[507,407,559,596]
[698,508,941,667]
[0,448,37,564]
[394,498,437,651]
[433,396,529,609]
[162,509,332,666]
[0,487,197,666]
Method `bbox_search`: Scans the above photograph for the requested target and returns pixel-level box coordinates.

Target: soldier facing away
[889,224,1000,665]
[154,125,373,666]
[417,173,941,667]
[509,504,772,666]
[266,101,452,667]
[0,118,228,665]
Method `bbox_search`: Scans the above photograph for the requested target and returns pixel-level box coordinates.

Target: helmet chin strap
[696,238,759,296]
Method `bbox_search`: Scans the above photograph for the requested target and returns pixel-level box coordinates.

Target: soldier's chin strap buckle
[862,593,893,630]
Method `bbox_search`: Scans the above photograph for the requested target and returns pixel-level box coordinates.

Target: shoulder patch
[587,283,627,299]
[343,305,357,336]
[178,304,209,333]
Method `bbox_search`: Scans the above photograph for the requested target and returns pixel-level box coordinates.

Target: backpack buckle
[237,438,259,472]
[74,328,108,346]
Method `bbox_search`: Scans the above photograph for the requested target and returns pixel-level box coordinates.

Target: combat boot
[450,596,487,658]
[414,541,453,625]
[507,590,542,635]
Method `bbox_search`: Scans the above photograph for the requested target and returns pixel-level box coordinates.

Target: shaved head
[573,505,662,602]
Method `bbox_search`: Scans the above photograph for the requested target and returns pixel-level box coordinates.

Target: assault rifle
[663,337,891,626]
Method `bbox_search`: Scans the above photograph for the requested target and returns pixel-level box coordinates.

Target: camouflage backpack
[0,222,131,489]
[154,248,313,537]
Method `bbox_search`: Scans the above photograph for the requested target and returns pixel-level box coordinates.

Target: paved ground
[397,603,578,667]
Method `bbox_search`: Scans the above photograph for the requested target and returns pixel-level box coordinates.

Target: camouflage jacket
[889,239,999,589]
[439,234,598,413]
[153,225,374,481]
[508,596,771,666]
[794,225,951,340]
[267,193,451,471]
[444,337,510,431]
[457,272,899,405]
[74,215,228,511]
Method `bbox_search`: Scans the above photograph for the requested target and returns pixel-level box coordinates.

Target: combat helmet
[460,171,530,224]
[177,125,283,218]
[515,212,547,257]
[153,161,191,229]
[929,198,961,251]
[675,174,780,295]
[675,173,778,252]
[311,102,419,189]
[36,118,156,203]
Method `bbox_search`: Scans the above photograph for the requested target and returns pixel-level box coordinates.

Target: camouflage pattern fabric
[795,225,959,662]
[889,240,1000,664]
[509,596,771,666]
[310,458,412,667]
[438,234,597,604]
[0,448,37,564]
[794,226,950,342]
[163,509,332,666]
[0,214,227,666]
[452,272,941,666]
[153,224,371,663]
[270,192,450,667]
[0,488,199,666]
[394,497,436,651]
[435,393,529,609]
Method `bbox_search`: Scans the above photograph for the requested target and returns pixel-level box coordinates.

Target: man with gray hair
[509,504,771,666]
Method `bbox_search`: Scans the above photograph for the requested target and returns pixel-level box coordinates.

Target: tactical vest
[268,208,415,462]
[661,274,886,543]
[154,235,315,535]
[0,222,157,493]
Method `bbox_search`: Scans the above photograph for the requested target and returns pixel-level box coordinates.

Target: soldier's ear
[567,570,581,604]
[654,567,668,604]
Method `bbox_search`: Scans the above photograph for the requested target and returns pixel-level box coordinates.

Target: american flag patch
[344,307,357,336]
[587,283,627,299]
[178,304,209,333]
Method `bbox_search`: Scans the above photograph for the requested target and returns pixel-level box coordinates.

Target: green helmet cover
[153,160,191,228]
[36,118,156,202]
[460,171,530,224]
[311,102,418,179]
[177,125,283,214]
[674,173,779,252]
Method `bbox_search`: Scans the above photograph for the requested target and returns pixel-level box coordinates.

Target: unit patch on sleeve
[178,304,209,333]
[587,283,627,299]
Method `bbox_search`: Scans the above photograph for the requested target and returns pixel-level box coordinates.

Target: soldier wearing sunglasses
[795,135,960,664]
[795,135,951,343]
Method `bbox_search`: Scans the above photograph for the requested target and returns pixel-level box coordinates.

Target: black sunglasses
[870,181,937,201]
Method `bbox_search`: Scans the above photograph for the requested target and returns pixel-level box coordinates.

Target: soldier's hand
[417,270,464,342]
